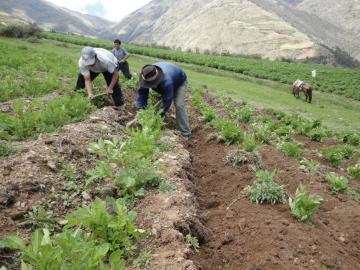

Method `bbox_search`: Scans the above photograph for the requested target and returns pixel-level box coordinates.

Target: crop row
[42,32,360,101]
[192,90,360,223]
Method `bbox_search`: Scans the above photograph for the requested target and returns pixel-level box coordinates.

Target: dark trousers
[118,61,132,79]
[75,71,124,106]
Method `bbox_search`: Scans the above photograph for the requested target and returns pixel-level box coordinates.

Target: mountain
[0,0,114,37]
[112,0,360,64]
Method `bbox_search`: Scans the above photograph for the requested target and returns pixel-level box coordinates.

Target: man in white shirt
[75,47,124,107]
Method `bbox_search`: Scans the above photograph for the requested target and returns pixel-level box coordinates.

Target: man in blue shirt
[136,62,191,139]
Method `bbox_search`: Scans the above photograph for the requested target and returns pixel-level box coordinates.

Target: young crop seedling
[326,173,349,194]
[0,141,16,157]
[299,158,320,173]
[66,197,144,257]
[213,118,244,145]
[279,141,304,160]
[289,184,323,222]
[185,234,200,253]
[243,133,257,152]
[25,206,59,231]
[347,161,360,180]
[245,170,286,204]
[343,132,360,146]
[225,150,248,168]
[201,106,216,122]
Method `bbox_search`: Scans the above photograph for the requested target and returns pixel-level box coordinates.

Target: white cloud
[45,0,151,22]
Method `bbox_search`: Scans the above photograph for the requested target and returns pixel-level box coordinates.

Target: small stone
[47,161,57,171]
[58,219,68,225]
[82,191,91,201]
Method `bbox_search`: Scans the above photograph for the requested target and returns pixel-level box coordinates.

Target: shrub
[326,173,348,194]
[225,150,248,168]
[307,128,327,142]
[0,23,41,38]
[252,123,273,144]
[289,184,323,222]
[245,170,286,204]
[279,141,304,160]
[347,161,360,180]
[239,106,252,123]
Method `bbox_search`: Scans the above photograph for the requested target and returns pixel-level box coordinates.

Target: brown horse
[292,80,312,103]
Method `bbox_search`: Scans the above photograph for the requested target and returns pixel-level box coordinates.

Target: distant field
[1,35,359,133]
[42,32,360,101]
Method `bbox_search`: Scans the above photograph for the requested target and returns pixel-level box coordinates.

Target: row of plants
[0,94,94,141]
[42,32,360,101]
[193,90,359,223]
[0,103,168,269]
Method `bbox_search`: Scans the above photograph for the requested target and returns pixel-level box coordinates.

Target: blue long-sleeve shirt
[136,62,187,114]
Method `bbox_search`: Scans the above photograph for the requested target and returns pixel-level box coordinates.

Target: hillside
[0,0,113,37]
[112,0,360,64]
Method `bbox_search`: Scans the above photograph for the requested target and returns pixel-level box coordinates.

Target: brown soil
[187,119,360,270]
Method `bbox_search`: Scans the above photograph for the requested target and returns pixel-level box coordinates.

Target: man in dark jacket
[135,62,190,139]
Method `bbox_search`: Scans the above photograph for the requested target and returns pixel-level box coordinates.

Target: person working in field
[75,47,124,108]
[130,62,191,140]
[112,39,132,80]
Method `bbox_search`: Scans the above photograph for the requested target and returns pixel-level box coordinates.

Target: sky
[46,0,152,22]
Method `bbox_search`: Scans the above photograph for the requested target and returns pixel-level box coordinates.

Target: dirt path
[187,121,360,270]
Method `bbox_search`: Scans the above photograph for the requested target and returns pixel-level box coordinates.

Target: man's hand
[106,88,114,95]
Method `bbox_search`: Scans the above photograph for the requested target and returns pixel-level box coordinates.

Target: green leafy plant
[0,229,117,270]
[245,170,286,204]
[225,150,248,168]
[322,146,354,166]
[326,173,348,194]
[343,132,360,146]
[299,158,320,173]
[347,161,360,180]
[279,141,304,160]
[185,234,200,253]
[212,118,244,145]
[66,198,143,256]
[25,206,59,231]
[252,123,274,145]
[243,133,257,152]
[307,128,328,142]
[239,106,252,123]
[289,184,323,222]
[201,106,216,122]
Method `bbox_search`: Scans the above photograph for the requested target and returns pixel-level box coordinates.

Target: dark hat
[139,65,164,88]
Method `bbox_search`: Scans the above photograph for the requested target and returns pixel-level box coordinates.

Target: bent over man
[75,47,124,107]
[136,62,191,140]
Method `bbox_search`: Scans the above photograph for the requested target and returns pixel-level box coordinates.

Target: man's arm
[84,76,94,99]
[161,84,174,115]
[136,87,150,110]
[106,71,119,94]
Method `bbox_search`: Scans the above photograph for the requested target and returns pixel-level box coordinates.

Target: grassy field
[42,32,360,101]
[1,36,359,133]
[129,55,360,133]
